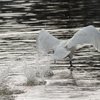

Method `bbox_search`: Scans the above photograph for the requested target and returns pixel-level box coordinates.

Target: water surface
[0,0,100,100]
[0,0,100,33]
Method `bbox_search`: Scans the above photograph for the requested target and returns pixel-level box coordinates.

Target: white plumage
[36,28,60,53]
[66,25,100,51]
[36,25,100,69]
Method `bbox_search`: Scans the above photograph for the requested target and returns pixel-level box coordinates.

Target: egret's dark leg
[70,61,73,67]
[68,60,73,71]
[68,60,74,78]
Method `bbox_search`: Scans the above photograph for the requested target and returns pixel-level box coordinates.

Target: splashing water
[0,67,9,85]
[0,67,12,95]
[22,53,38,85]
[36,50,53,78]
[23,50,53,85]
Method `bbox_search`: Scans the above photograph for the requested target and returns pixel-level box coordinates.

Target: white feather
[66,25,100,52]
[36,29,60,53]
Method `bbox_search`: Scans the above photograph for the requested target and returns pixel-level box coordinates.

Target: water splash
[23,49,53,85]
[0,67,13,95]
[36,50,53,77]
[22,53,39,85]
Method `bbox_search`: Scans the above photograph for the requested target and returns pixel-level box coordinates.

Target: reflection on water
[0,0,100,32]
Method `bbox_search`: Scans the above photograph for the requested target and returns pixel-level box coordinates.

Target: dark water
[0,0,100,33]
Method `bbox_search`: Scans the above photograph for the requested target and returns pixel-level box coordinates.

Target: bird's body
[36,25,100,69]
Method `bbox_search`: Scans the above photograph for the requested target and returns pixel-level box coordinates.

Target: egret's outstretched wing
[66,25,100,51]
[36,29,60,53]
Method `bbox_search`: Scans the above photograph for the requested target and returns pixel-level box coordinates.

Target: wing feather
[66,25,100,51]
[36,29,60,53]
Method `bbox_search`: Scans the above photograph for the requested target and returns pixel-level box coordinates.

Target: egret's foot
[70,67,73,71]
[68,68,74,79]
[68,66,74,71]
[67,66,74,78]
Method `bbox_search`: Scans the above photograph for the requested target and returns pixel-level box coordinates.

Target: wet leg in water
[68,61,77,85]
[68,61,74,77]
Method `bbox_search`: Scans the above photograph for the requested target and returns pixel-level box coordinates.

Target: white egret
[36,25,100,70]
